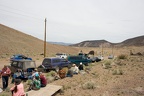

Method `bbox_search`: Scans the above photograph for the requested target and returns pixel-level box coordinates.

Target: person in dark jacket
[78,62,84,70]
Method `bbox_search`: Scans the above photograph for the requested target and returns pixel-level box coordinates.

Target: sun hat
[14,79,21,85]
[72,64,76,66]
[34,68,37,71]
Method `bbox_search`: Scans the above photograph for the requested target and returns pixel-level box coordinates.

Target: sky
[0,0,144,44]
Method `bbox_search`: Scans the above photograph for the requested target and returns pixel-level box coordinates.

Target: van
[67,55,91,66]
[42,57,71,72]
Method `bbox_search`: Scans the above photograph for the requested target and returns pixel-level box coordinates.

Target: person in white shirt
[71,64,79,74]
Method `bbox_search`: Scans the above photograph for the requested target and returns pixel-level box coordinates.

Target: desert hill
[0,24,79,60]
[70,40,112,47]
[70,36,144,47]
[117,35,144,47]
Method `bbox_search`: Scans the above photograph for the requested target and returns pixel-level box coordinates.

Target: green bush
[82,81,96,89]
[117,54,127,59]
[26,79,33,85]
[112,69,123,75]
[103,60,112,69]
[46,71,57,77]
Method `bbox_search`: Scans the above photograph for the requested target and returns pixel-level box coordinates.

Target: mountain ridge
[70,35,144,47]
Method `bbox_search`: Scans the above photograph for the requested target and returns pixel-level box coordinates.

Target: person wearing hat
[78,62,84,70]
[10,79,25,96]
[28,69,39,80]
[71,64,79,74]
[0,65,11,91]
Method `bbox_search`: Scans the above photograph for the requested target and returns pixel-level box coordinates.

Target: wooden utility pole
[44,18,47,58]
[101,43,103,56]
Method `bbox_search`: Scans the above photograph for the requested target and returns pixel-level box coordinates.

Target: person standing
[10,79,25,96]
[0,65,11,90]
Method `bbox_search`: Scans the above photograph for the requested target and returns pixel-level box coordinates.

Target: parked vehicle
[67,55,91,66]
[55,53,68,59]
[8,60,36,79]
[89,56,101,62]
[10,54,32,62]
[108,55,114,59]
[42,57,71,72]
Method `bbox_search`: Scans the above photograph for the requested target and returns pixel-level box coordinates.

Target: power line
[0,4,44,22]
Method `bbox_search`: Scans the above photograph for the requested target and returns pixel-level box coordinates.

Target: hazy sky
[0,0,144,43]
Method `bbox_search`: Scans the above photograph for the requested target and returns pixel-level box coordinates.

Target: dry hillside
[0,24,79,60]
[0,24,144,96]
[71,36,144,47]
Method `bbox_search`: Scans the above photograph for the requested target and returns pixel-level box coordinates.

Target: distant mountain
[70,40,112,47]
[70,35,144,47]
[116,35,144,47]
[48,41,73,46]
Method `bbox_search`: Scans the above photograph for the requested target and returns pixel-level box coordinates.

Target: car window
[43,59,51,64]
[11,62,18,67]
[17,62,23,68]
[24,61,35,69]
[53,59,60,63]
[61,59,67,62]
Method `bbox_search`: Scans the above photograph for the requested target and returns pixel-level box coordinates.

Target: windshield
[24,61,36,69]
[42,59,51,65]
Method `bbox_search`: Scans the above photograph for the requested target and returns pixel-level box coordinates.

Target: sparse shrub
[46,71,57,77]
[117,54,127,59]
[26,79,33,85]
[36,58,39,60]
[63,85,71,90]
[0,93,10,96]
[91,72,99,78]
[46,71,57,83]
[47,76,55,83]
[112,69,123,75]
[102,60,112,69]
[82,81,96,89]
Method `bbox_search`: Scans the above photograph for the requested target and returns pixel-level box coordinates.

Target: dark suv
[67,55,91,66]
[42,57,71,72]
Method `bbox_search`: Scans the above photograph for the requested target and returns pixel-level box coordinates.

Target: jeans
[2,76,9,89]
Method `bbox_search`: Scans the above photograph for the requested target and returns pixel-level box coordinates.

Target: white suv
[56,53,67,59]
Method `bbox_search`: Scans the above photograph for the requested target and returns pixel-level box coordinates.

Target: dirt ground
[0,47,144,96]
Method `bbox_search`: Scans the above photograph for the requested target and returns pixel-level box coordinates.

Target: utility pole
[101,43,103,56]
[44,18,47,58]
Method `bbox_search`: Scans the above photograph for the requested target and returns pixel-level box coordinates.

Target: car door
[60,59,69,67]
